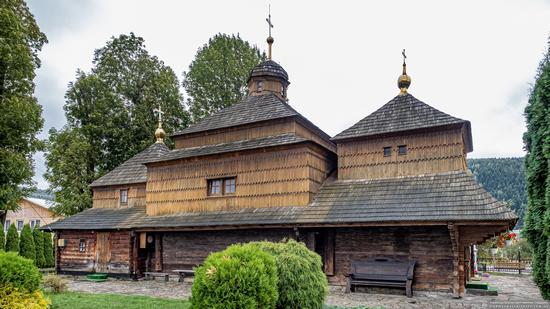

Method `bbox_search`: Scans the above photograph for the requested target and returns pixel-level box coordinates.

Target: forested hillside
[467,157,526,226]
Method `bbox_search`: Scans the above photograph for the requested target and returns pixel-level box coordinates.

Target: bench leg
[164,275,169,282]
[406,280,413,298]
[345,279,351,293]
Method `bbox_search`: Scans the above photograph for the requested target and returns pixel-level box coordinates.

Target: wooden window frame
[383,146,392,157]
[398,145,407,156]
[79,239,86,252]
[207,177,237,196]
[16,220,24,231]
[120,189,129,206]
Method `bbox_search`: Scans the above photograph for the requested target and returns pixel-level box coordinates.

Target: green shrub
[251,240,328,309]
[6,223,19,252]
[32,228,45,267]
[191,243,278,309]
[42,274,68,293]
[43,232,54,268]
[0,251,42,292]
[0,285,50,309]
[19,224,36,260]
[0,223,5,251]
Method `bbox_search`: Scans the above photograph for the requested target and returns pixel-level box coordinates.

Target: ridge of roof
[332,93,469,142]
[90,142,170,187]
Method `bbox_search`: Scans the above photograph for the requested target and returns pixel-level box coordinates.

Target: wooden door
[96,232,111,273]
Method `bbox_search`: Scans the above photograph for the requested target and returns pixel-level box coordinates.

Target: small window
[79,239,86,252]
[120,189,128,206]
[208,177,236,196]
[257,81,264,92]
[398,145,407,155]
[16,220,24,231]
[30,220,36,229]
[4,220,10,231]
[34,220,40,228]
[383,147,392,157]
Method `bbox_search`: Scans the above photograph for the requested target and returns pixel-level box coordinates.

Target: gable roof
[90,142,170,187]
[332,94,472,150]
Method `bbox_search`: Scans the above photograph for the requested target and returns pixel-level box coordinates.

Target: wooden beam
[448,223,461,298]
[154,233,163,272]
[324,229,335,276]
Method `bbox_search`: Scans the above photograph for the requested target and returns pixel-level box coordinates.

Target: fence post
[518,251,522,275]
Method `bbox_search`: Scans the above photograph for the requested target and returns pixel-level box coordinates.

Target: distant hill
[28,189,54,201]
[467,157,526,227]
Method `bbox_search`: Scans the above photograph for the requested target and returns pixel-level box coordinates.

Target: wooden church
[45,30,516,297]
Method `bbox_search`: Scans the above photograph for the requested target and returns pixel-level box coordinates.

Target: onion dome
[155,124,166,143]
[248,60,289,84]
[398,49,411,94]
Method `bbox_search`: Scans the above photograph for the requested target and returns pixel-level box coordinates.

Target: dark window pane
[5,220,10,231]
[398,145,407,155]
[120,189,128,205]
[79,239,86,252]
[209,179,222,195]
[225,178,236,194]
[35,220,40,228]
[17,220,23,231]
[383,147,392,157]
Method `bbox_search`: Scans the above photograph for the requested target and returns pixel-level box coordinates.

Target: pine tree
[32,228,45,267]
[5,224,19,252]
[43,232,54,268]
[19,224,35,260]
[0,223,5,251]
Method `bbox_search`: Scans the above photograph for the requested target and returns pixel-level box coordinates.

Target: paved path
[64,273,549,308]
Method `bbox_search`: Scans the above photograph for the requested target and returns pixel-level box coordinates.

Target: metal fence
[477,257,533,274]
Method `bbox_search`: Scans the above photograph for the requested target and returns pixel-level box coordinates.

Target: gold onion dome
[155,124,166,143]
[398,49,411,94]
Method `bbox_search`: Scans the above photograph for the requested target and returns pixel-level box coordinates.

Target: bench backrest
[351,257,416,281]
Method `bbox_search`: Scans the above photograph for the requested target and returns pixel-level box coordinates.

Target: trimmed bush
[0,251,42,292]
[0,285,50,309]
[191,243,278,309]
[43,232,54,268]
[42,274,68,293]
[6,223,19,252]
[0,223,5,251]
[19,224,36,260]
[251,240,328,309]
[33,228,46,267]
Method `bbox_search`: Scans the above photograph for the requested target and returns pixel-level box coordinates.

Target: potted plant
[490,246,498,255]
[504,232,516,247]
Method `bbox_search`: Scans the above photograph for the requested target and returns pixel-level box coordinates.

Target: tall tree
[5,223,18,252]
[32,228,44,267]
[183,33,264,122]
[45,33,188,215]
[18,223,34,260]
[523,37,550,299]
[0,0,47,219]
[43,232,54,267]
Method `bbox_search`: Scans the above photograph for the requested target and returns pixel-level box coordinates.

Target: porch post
[154,233,163,272]
[448,223,461,298]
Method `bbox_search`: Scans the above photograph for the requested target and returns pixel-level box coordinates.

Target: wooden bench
[172,269,195,282]
[143,272,171,281]
[494,261,526,271]
[346,257,416,297]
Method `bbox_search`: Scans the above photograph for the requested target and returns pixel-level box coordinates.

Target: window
[4,220,10,231]
[79,239,86,252]
[208,177,236,196]
[398,145,407,155]
[120,189,128,206]
[30,220,40,229]
[257,80,264,92]
[16,220,24,231]
[383,146,392,157]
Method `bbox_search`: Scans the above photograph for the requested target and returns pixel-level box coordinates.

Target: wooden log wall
[107,231,132,273]
[146,145,334,216]
[57,231,96,272]
[93,184,146,209]
[161,229,295,271]
[337,127,467,180]
[330,226,454,292]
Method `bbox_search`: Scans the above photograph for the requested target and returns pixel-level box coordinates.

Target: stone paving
[63,273,550,308]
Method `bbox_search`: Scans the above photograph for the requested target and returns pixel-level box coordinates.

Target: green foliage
[0,0,47,212]
[5,223,19,252]
[250,240,328,309]
[468,157,526,226]
[45,33,188,216]
[43,232,54,268]
[183,33,264,122]
[191,243,278,309]
[42,274,67,293]
[477,237,532,260]
[0,251,42,292]
[0,223,4,251]
[0,285,50,309]
[32,228,45,267]
[19,224,35,260]
[523,36,550,299]
[47,292,190,309]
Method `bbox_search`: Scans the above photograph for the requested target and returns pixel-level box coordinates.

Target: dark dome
[247,60,289,84]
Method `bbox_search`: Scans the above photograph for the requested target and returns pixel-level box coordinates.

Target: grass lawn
[47,292,190,309]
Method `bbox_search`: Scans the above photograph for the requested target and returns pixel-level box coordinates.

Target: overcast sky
[27,0,550,189]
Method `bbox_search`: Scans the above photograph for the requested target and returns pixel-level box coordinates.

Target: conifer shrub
[43,232,54,268]
[0,223,5,251]
[32,228,45,268]
[19,224,36,260]
[6,223,19,252]
[0,251,42,292]
[250,240,328,309]
[191,243,278,309]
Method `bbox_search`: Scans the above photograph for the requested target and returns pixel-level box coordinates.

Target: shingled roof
[332,94,473,151]
[145,133,308,164]
[45,171,516,231]
[247,60,289,84]
[90,143,169,187]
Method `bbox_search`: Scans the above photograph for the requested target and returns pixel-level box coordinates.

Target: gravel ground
[63,273,550,308]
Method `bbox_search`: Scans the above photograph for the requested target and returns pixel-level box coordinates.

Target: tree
[523,37,550,299]
[5,223,18,252]
[183,33,264,122]
[0,0,47,216]
[18,224,35,260]
[32,228,44,267]
[45,33,188,215]
[42,232,54,267]
[0,223,4,251]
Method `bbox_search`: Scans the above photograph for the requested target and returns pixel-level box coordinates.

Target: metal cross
[153,105,164,124]
[266,5,273,37]
[402,49,407,63]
